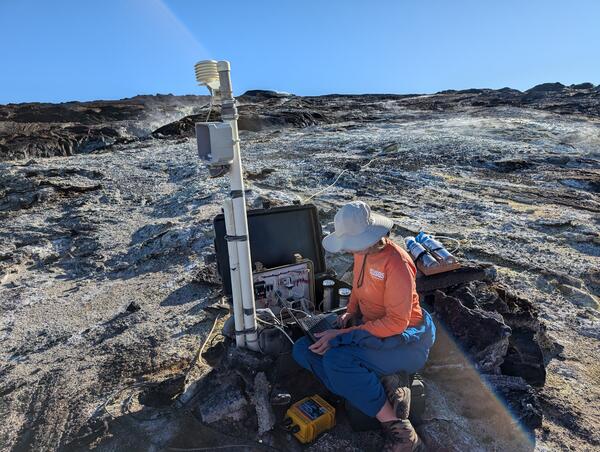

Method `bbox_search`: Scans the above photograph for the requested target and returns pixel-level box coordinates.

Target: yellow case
[285,395,336,444]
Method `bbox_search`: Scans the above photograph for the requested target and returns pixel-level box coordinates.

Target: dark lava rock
[0,102,143,124]
[151,111,220,138]
[491,158,533,173]
[153,106,328,137]
[409,83,600,117]
[498,87,523,94]
[191,262,222,287]
[0,165,104,212]
[501,326,546,387]
[245,168,276,180]
[126,301,141,313]
[139,374,185,407]
[494,285,548,386]
[0,95,208,160]
[343,161,362,172]
[5,86,600,161]
[192,371,249,424]
[224,343,276,373]
[416,261,496,294]
[526,82,566,93]
[239,90,291,100]
[0,125,125,160]
[439,281,549,388]
[570,82,595,90]
[236,109,327,131]
[432,290,511,373]
[484,374,543,430]
[456,88,488,94]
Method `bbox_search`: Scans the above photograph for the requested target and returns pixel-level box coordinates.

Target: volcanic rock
[432,290,511,374]
[485,375,543,430]
[570,82,595,90]
[195,373,249,423]
[0,94,209,160]
[526,82,566,93]
[1,86,599,451]
[126,301,142,313]
[240,89,292,100]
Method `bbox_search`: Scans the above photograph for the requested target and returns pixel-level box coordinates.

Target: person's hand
[338,312,356,328]
[309,329,343,355]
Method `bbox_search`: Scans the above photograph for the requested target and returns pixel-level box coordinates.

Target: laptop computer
[297,313,338,342]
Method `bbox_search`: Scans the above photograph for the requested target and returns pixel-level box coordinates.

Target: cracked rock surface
[1,86,599,451]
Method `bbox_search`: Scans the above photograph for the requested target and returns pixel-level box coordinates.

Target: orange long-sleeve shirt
[345,237,423,338]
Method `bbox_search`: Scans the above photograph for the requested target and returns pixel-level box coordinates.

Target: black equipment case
[213,203,349,306]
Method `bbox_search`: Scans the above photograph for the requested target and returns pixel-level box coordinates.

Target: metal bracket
[221,102,238,120]
[225,234,248,242]
[234,327,257,336]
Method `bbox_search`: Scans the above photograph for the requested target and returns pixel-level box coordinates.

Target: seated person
[293,201,435,452]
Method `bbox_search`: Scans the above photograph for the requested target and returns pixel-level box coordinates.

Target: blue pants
[292,309,436,417]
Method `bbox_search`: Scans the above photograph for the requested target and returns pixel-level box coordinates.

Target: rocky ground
[1,83,599,451]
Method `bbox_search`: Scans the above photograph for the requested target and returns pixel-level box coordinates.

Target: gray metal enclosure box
[195,122,235,165]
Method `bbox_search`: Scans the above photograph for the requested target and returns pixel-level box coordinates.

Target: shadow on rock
[103,221,214,281]
[161,282,213,307]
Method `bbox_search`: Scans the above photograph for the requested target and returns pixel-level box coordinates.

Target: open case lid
[213,203,327,296]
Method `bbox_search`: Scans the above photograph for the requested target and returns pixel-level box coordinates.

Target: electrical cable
[256,307,282,325]
[278,308,285,327]
[205,90,214,122]
[256,317,294,345]
[430,235,462,254]
[274,292,311,318]
[100,314,223,421]
[280,305,299,326]
[256,326,293,356]
[303,147,391,203]
[255,316,277,327]
[282,306,310,319]
[304,169,350,203]
[305,298,316,313]
[209,332,225,348]
[184,313,222,381]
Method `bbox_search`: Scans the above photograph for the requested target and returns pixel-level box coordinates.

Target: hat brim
[322,213,394,253]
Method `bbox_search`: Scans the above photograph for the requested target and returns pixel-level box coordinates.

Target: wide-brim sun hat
[322,201,395,253]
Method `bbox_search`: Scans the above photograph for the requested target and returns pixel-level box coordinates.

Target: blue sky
[1,0,599,104]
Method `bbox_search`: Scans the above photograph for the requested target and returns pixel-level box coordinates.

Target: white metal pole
[223,199,246,348]
[217,61,259,351]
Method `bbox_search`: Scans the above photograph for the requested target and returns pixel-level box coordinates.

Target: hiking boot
[381,419,424,452]
[382,372,411,419]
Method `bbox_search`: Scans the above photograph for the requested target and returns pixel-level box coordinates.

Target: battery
[285,395,336,444]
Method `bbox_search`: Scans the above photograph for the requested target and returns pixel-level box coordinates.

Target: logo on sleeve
[369,268,385,280]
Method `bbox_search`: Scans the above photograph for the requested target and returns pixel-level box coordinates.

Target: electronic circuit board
[253,259,315,311]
